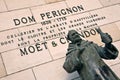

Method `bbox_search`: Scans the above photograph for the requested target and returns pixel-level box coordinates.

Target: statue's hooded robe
[63,40,120,80]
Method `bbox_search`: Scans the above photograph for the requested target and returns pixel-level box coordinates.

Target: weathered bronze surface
[63,28,120,80]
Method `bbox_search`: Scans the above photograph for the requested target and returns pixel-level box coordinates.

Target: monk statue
[63,28,120,80]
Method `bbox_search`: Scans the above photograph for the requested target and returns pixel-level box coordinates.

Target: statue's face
[68,30,82,43]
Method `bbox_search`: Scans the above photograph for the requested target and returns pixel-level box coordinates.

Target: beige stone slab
[0,0,7,12]
[0,29,20,52]
[57,0,65,1]
[110,64,120,78]
[0,55,6,78]
[0,9,36,31]
[99,0,120,6]
[31,2,69,41]
[45,0,57,3]
[100,23,120,42]
[46,37,68,59]
[5,0,45,10]
[0,69,35,80]
[115,21,120,30]
[31,1,67,22]
[18,18,66,42]
[19,17,67,43]
[1,43,52,74]
[18,24,46,46]
[66,0,102,12]
[90,5,120,26]
[38,19,67,41]
[66,12,91,31]
[45,0,65,3]
[33,58,79,80]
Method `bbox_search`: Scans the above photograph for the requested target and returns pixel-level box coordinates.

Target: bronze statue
[63,28,120,80]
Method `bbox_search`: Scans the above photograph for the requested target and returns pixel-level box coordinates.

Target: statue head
[67,30,82,43]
